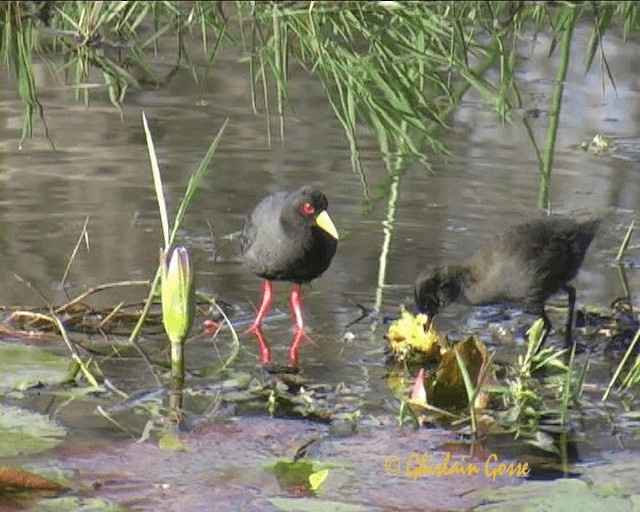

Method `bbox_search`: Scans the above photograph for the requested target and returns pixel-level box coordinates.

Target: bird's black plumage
[414,217,599,345]
[241,185,339,355]
[241,186,338,283]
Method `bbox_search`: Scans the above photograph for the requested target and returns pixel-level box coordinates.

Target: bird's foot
[243,323,262,336]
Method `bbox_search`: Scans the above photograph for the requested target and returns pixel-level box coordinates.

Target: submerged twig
[102,378,129,399]
[128,266,163,345]
[60,216,90,289]
[54,280,151,315]
[49,310,101,388]
[13,273,101,388]
[98,301,125,330]
[96,405,140,438]
[207,297,240,371]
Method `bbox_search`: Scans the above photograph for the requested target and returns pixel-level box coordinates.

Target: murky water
[1,20,640,510]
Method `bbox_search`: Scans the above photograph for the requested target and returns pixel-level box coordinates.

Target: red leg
[287,328,305,369]
[288,284,309,368]
[289,283,305,332]
[251,327,272,365]
[244,280,274,334]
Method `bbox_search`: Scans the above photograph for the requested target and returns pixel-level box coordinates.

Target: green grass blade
[603,326,640,400]
[454,348,477,434]
[142,111,170,249]
[538,6,579,209]
[169,118,229,244]
[616,219,635,263]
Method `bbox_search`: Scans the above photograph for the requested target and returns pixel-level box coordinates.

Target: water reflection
[0,22,639,455]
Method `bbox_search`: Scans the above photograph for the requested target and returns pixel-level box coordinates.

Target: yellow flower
[386,306,444,363]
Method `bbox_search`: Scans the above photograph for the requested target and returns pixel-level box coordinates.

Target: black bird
[414,217,599,346]
[241,186,339,335]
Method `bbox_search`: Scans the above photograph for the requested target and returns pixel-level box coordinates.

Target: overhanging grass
[3,2,639,189]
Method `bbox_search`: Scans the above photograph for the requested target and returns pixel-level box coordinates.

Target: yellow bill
[314,210,339,240]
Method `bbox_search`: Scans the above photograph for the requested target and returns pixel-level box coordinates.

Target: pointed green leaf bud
[160,246,195,345]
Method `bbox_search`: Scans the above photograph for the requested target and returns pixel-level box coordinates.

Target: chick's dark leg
[540,310,552,344]
[425,314,436,333]
[562,284,577,348]
[533,306,553,355]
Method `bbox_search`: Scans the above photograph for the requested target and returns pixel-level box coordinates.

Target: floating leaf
[308,468,329,491]
[269,460,331,495]
[427,335,490,409]
[471,468,638,512]
[158,432,187,452]
[0,404,67,457]
[0,341,70,391]
[268,497,370,512]
[25,496,127,511]
[0,465,66,492]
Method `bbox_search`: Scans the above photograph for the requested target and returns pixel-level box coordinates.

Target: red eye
[300,202,315,216]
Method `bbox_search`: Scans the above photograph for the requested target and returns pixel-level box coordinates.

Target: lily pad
[268,497,370,511]
[473,477,637,512]
[270,460,317,491]
[27,497,129,512]
[0,342,70,391]
[268,460,330,495]
[0,404,67,457]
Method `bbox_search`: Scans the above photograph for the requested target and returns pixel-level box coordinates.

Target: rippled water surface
[1,20,640,511]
